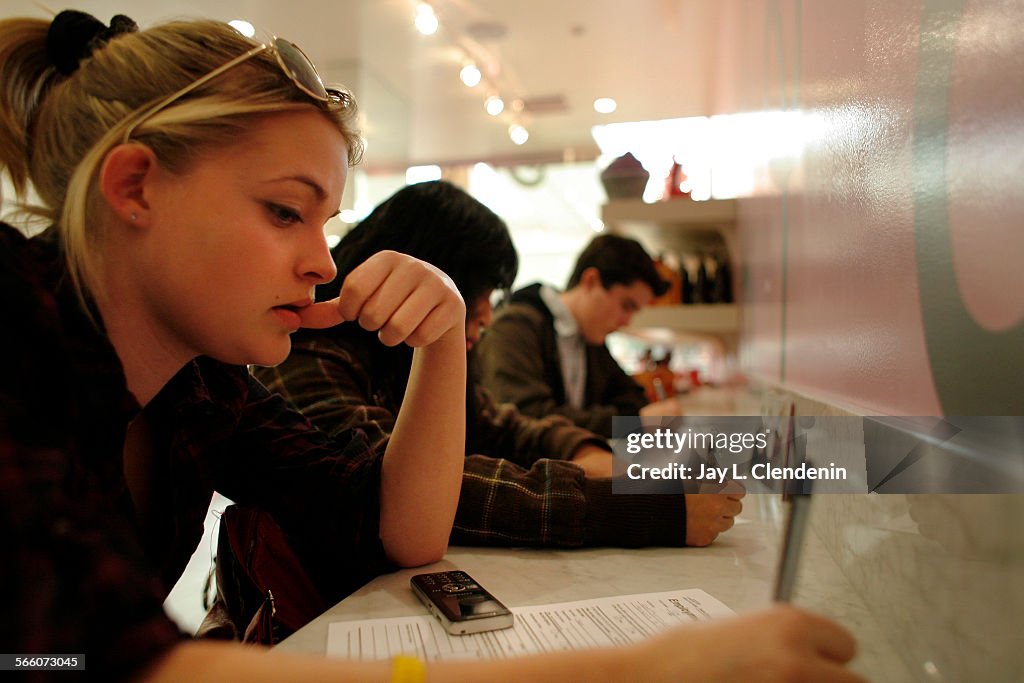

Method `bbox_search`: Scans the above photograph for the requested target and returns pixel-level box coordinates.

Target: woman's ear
[99,143,158,227]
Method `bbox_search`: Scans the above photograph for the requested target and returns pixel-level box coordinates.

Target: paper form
[326,589,734,661]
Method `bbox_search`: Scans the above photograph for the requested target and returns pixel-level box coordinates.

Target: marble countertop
[277,494,916,681]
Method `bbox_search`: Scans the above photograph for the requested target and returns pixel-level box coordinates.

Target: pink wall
[717,0,1024,416]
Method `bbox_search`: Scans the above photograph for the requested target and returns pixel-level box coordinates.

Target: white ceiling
[14,0,725,172]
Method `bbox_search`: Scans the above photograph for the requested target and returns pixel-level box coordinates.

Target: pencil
[773,493,811,602]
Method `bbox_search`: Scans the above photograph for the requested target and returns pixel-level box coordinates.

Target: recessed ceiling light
[415,3,438,35]
[594,97,617,114]
[466,20,507,41]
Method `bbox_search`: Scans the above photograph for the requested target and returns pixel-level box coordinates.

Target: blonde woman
[0,10,863,683]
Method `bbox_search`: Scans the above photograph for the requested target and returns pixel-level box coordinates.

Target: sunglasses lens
[274,38,328,101]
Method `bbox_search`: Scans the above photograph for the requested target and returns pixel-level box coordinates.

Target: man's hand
[639,396,682,417]
[684,487,745,546]
[570,444,615,478]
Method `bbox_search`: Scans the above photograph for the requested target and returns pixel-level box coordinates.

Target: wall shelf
[627,304,739,334]
[602,197,737,226]
[617,305,739,348]
[602,198,740,349]
[602,198,738,257]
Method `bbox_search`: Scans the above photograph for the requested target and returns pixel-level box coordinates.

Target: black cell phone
[410,570,514,635]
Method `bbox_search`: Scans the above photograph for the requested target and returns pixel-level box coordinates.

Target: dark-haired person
[256,180,742,553]
[0,9,862,683]
[476,234,669,438]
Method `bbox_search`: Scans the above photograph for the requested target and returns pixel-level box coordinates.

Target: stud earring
[130,213,138,221]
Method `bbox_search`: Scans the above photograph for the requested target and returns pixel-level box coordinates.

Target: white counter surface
[277,495,914,681]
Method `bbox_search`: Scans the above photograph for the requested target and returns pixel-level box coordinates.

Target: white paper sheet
[326,589,734,661]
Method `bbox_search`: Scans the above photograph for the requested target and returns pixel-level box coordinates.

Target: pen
[773,492,811,603]
[652,376,668,402]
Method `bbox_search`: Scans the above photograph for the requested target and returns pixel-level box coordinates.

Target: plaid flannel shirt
[0,224,389,680]
[255,327,687,549]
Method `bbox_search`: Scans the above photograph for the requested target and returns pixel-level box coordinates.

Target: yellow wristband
[391,655,426,683]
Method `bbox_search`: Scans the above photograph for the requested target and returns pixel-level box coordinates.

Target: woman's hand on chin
[299,251,465,346]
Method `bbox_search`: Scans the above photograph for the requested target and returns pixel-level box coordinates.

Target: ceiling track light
[508,123,529,145]
[460,63,482,87]
[484,95,505,116]
[409,4,527,147]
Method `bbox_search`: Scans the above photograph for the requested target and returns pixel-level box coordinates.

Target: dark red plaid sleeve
[1,225,184,681]
[200,366,394,603]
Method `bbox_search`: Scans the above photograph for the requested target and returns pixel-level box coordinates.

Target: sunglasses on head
[121,36,351,143]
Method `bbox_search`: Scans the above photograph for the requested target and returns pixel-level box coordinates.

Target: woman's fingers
[325,250,464,345]
[374,283,449,347]
[296,298,344,329]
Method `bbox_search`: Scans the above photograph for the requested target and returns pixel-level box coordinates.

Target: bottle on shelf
[651,252,682,306]
[680,257,695,304]
[712,251,733,304]
[694,253,709,304]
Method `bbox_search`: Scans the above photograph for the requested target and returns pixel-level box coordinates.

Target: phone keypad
[417,570,481,593]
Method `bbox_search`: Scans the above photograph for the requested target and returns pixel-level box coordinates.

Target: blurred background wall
[714,3,1022,681]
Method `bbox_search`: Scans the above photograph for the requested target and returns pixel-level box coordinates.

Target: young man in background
[476,234,668,439]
